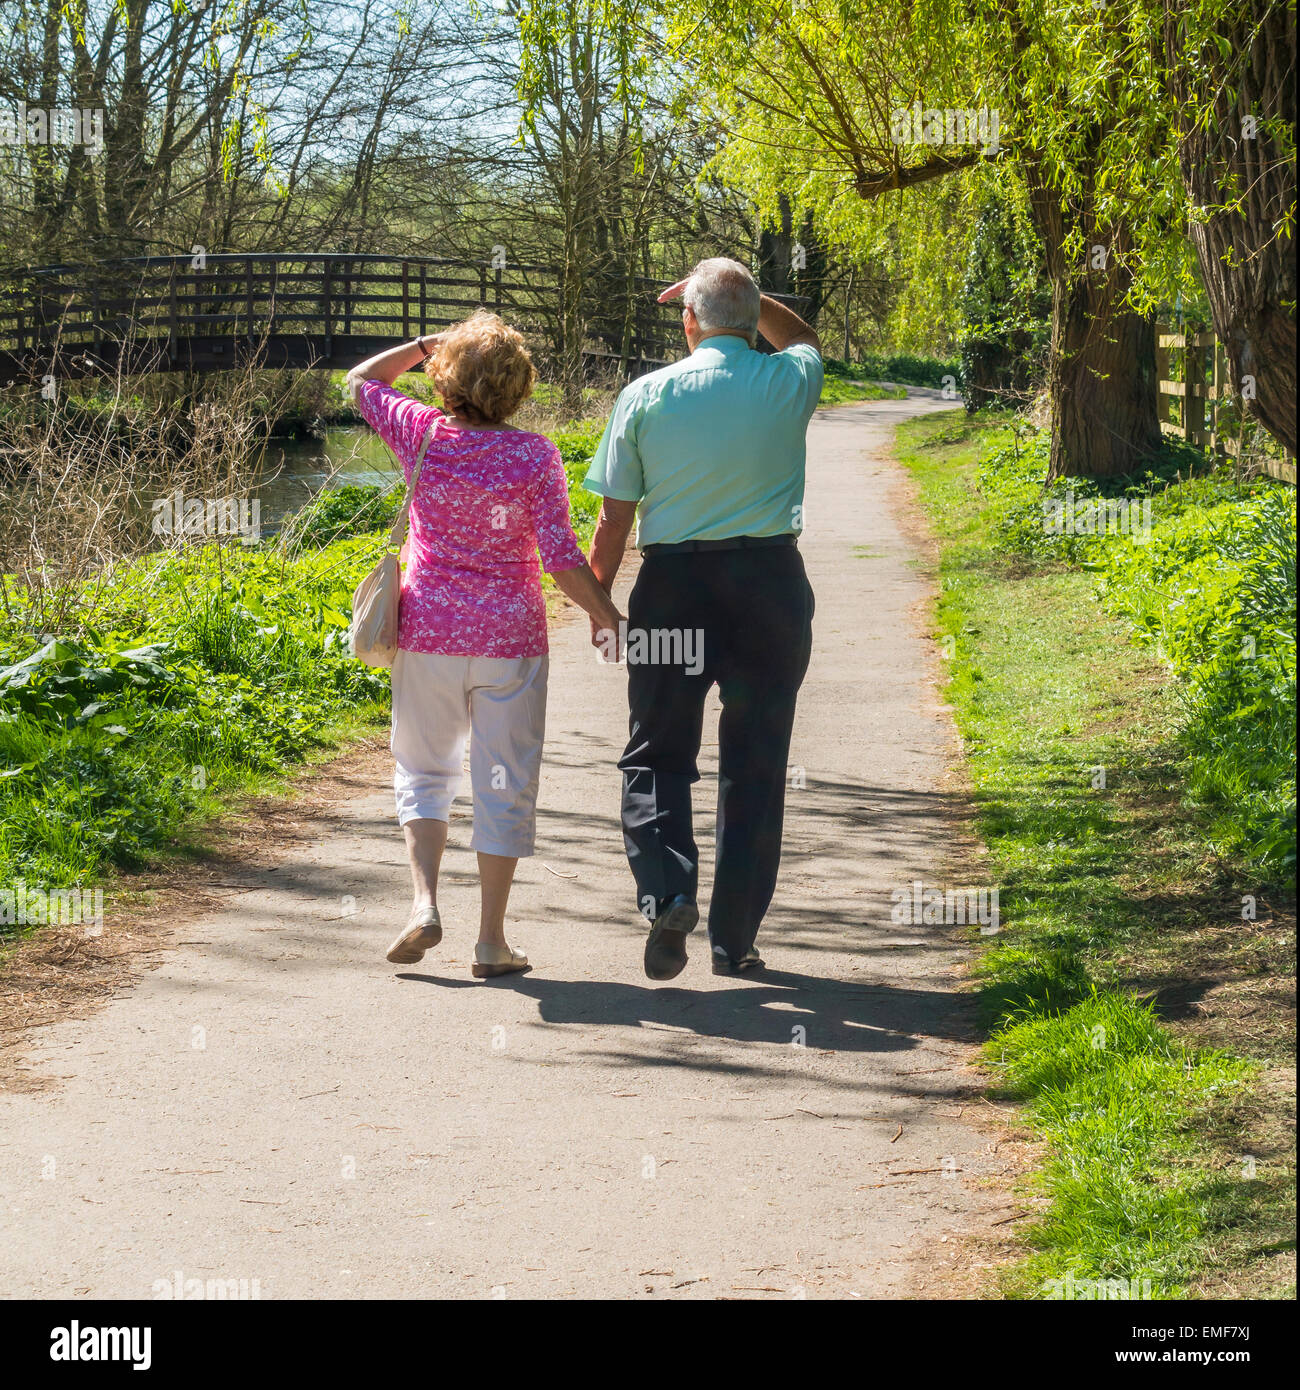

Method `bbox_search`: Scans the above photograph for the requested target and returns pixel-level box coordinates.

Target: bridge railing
[0,254,684,379]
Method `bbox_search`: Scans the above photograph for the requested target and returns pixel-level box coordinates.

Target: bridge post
[167,271,177,364]
[245,257,255,351]
[344,260,353,338]
[478,265,487,308]
[93,283,105,358]
[419,264,428,336]
[402,262,410,339]
[495,266,503,311]
[323,262,333,361]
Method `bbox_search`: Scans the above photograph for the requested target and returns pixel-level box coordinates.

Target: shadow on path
[396,965,980,1054]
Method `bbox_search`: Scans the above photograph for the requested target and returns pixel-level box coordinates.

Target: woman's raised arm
[346,334,445,397]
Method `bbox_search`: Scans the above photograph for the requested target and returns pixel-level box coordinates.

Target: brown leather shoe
[386,905,442,964]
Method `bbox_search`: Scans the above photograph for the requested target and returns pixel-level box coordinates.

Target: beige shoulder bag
[349,418,439,669]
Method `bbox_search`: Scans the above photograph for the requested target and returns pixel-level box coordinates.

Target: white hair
[683,257,761,346]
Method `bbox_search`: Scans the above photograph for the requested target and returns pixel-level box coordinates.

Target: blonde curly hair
[424,310,537,426]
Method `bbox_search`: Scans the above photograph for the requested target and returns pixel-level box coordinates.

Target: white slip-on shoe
[386,905,442,964]
[472,942,530,978]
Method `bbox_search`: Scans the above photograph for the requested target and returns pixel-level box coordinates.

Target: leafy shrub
[822,352,960,390]
[971,413,1295,881]
[1099,487,1296,878]
[0,636,185,728]
[0,535,390,888]
[552,428,604,543]
[975,429,1103,562]
[283,483,402,549]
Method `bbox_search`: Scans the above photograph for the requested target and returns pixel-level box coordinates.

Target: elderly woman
[346,311,622,978]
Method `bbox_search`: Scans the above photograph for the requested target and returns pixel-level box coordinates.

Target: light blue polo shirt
[583,335,823,547]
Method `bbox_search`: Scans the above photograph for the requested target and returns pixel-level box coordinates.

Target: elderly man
[584,257,823,981]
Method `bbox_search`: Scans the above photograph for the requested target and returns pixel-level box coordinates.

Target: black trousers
[618,545,815,961]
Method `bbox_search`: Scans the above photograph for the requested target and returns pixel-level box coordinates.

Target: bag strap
[386,416,439,550]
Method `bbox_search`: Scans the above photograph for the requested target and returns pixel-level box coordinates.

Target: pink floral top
[356,380,585,657]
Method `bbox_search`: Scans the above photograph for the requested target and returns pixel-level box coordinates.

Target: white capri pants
[390,650,549,858]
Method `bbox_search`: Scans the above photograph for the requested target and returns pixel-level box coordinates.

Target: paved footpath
[0,390,1006,1300]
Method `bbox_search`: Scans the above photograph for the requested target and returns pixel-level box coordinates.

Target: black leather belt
[642,533,798,556]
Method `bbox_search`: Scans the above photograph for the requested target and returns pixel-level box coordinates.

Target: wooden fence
[1156,324,1296,484]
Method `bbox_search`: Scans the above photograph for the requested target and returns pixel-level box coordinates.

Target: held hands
[590,614,627,664]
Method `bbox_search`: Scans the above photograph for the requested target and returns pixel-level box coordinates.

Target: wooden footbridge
[0,254,702,383]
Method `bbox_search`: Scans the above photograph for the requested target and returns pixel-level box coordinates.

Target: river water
[257,425,403,531]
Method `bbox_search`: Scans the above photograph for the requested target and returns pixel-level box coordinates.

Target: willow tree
[512,0,1294,473]
[693,0,1188,476]
[1010,0,1295,460]
[1112,1,1295,455]
[1167,0,1296,456]
[510,0,1161,476]
[986,1,1165,477]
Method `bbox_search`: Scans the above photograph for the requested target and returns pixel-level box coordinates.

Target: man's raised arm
[757,294,820,354]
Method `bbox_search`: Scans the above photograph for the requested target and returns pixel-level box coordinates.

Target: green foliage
[282,484,403,549]
[959,198,1051,411]
[0,712,196,876]
[817,366,908,405]
[1099,487,1297,878]
[0,534,391,892]
[894,407,1288,1298]
[825,352,960,390]
[0,637,184,731]
[974,413,1295,881]
[552,427,604,544]
[975,428,1092,560]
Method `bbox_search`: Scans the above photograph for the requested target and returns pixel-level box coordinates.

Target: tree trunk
[758,193,794,293]
[101,0,152,254]
[1026,159,1162,479]
[1048,284,1160,478]
[1163,0,1297,455]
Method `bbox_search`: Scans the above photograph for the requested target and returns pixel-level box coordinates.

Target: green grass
[894,407,1295,1300]
[0,417,611,908]
[824,351,961,390]
[818,372,908,407]
[0,538,394,896]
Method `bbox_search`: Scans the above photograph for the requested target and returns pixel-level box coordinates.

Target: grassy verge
[0,537,392,895]
[819,363,907,406]
[0,398,612,917]
[894,407,1296,1300]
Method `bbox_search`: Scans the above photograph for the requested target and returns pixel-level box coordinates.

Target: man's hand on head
[657,279,690,304]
